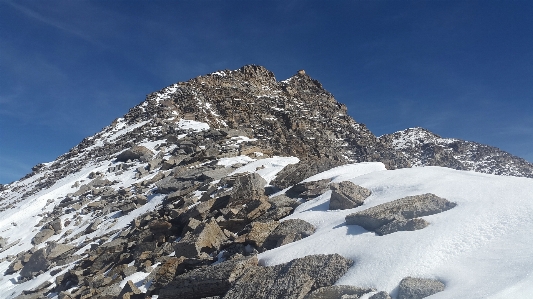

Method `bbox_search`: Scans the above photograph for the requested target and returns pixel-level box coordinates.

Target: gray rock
[116,145,154,162]
[150,257,186,291]
[32,229,55,245]
[201,167,234,181]
[369,291,392,299]
[49,218,63,233]
[0,236,6,248]
[305,285,375,299]
[5,259,24,275]
[159,256,258,299]
[397,277,445,299]
[20,248,51,278]
[375,218,429,236]
[133,194,147,205]
[272,158,346,190]
[286,178,332,199]
[120,202,137,214]
[46,242,75,259]
[268,195,301,209]
[345,193,456,233]
[174,220,228,258]
[329,182,371,210]
[244,221,280,248]
[230,173,267,204]
[262,219,316,250]
[156,177,201,194]
[85,219,102,234]
[223,254,353,299]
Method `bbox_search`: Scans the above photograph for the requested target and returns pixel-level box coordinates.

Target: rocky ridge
[0,65,531,299]
[380,127,533,178]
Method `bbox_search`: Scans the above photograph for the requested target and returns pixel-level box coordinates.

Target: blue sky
[1,1,532,184]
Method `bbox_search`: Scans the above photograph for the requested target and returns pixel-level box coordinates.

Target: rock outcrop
[380,127,533,178]
[345,193,456,235]
[329,181,371,210]
[223,254,354,299]
[397,277,445,299]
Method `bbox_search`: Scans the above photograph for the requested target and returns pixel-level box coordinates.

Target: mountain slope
[380,127,533,178]
[1,65,532,299]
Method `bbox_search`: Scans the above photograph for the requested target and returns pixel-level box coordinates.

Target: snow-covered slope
[261,164,533,299]
[380,127,533,178]
[1,66,533,299]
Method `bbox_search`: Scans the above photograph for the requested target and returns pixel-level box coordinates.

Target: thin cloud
[3,0,105,48]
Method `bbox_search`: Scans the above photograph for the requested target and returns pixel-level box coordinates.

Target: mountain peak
[2,66,533,299]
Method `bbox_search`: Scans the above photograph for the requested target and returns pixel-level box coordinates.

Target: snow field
[259,164,533,299]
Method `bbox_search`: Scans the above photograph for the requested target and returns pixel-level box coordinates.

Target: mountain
[380,127,533,178]
[1,65,532,299]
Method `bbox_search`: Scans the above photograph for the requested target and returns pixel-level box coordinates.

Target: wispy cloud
[3,0,106,48]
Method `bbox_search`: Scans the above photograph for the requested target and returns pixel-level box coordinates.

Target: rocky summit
[0,65,532,299]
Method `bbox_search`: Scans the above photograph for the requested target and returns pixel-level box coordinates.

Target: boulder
[369,291,392,299]
[286,178,332,199]
[133,195,147,205]
[31,229,55,245]
[374,218,429,236]
[230,173,267,205]
[305,285,375,299]
[397,277,445,299]
[158,256,258,299]
[174,220,228,258]
[223,254,353,299]
[271,158,346,190]
[116,145,154,162]
[85,219,102,234]
[345,193,456,234]
[244,221,280,248]
[20,248,51,278]
[5,259,24,275]
[329,182,371,210]
[49,218,63,233]
[149,220,172,233]
[200,167,234,181]
[46,242,75,259]
[262,219,316,250]
[118,280,142,299]
[149,257,186,291]
[156,177,202,195]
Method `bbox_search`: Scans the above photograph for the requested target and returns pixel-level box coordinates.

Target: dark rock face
[20,248,51,278]
[304,285,376,299]
[345,193,456,235]
[223,254,353,299]
[397,277,445,299]
[158,256,258,299]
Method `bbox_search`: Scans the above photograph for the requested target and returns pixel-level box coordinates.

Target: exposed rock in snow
[345,193,456,234]
[1,65,533,299]
[397,277,445,299]
[329,181,372,210]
